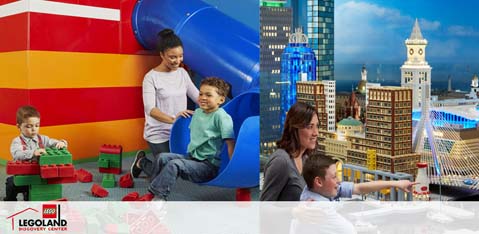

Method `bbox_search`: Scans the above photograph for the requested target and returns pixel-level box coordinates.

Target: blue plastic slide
[133,0,260,188]
[132,0,259,97]
[169,90,259,188]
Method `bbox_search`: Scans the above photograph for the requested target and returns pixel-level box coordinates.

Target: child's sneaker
[130,150,145,178]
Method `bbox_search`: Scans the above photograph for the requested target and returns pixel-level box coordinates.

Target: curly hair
[276,102,318,158]
[16,105,40,125]
[157,28,183,53]
[200,77,231,97]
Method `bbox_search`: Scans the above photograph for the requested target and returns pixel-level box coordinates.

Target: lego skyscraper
[280,28,316,126]
[306,0,334,81]
[260,1,292,156]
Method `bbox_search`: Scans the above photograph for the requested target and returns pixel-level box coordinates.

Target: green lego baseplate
[101,173,115,188]
[39,148,73,166]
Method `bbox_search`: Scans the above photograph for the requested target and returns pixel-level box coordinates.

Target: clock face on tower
[418,48,423,55]
[409,48,414,55]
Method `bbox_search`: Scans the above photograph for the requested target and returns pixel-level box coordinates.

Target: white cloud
[427,39,459,58]
[337,1,411,25]
[419,19,441,31]
[448,25,479,36]
[335,1,441,63]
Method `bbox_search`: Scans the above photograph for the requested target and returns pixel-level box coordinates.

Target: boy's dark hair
[303,153,338,189]
[157,28,183,53]
[16,105,40,125]
[200,77,230,97]
[276,102,319,157]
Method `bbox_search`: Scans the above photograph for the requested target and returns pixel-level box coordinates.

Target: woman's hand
[175,110,195,119]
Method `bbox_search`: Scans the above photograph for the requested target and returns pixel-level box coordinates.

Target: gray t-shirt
[260,149,306,201]
[10,134,67,161]
[142,68,199,144]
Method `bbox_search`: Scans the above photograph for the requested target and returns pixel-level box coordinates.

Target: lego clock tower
[400,19,432,111]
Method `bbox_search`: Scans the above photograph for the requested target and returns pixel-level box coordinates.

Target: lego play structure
[133,0,260,189]
[1,0,259,198]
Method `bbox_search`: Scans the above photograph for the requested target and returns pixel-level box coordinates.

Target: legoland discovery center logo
[6,204,68,232]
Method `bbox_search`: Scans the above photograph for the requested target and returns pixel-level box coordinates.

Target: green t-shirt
[187,108,234,166]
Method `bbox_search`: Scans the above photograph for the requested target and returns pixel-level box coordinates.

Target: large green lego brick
[99,153,122,169]
[99,153,122,162]
[14,175,47,186]
[30,184,62,195]
[29,192,62,201]
[39,148,72,166]
[109,159,121,168]
[98,158,110,168]
[101,174,115,188]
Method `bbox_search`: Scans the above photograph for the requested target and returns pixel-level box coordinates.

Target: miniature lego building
[413,162,430,201]
[280,28,316,126]
[260,3,292,156]
[297,81,328,131]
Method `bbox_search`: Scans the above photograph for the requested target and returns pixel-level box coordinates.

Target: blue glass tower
[280,28,316,125]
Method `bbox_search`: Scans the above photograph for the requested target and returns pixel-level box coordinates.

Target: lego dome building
[337,116,364,136]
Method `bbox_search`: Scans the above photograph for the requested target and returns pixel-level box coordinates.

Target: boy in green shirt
[131,77,235,201]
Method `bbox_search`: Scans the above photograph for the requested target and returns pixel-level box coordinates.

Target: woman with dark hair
[260,102,319,201]
[133,29,199,178]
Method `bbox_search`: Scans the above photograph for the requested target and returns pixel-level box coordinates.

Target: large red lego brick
[40,165,58,178]
[119,173,134,188]
[137,193,154,201]
[47,176,78,184]
[122,192,139,201]
[40,164,75,178]
[76,168,93,183]
[99,144,123,154]
[99,167,121,174]
[58,164,75,177]
[91,184,108,198]
[6,161,40,175]
[236,188,251,201]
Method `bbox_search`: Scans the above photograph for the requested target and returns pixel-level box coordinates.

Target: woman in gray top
[260,102,319,201]
[142,29,199,157]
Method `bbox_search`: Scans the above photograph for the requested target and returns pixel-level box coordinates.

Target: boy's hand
[396,180,419,193]
[34,149,46,156]
[55,141,66,149]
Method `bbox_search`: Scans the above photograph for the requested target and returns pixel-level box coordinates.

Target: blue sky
[203,0,259,31]
[335,0,479,64]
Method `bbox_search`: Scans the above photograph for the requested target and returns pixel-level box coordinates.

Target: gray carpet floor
[1,154,259,201]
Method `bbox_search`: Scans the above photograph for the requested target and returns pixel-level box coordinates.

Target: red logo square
[42,204,57,219]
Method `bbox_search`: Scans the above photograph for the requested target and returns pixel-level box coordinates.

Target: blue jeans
[140,153,219,200]
[147,141,170,157]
